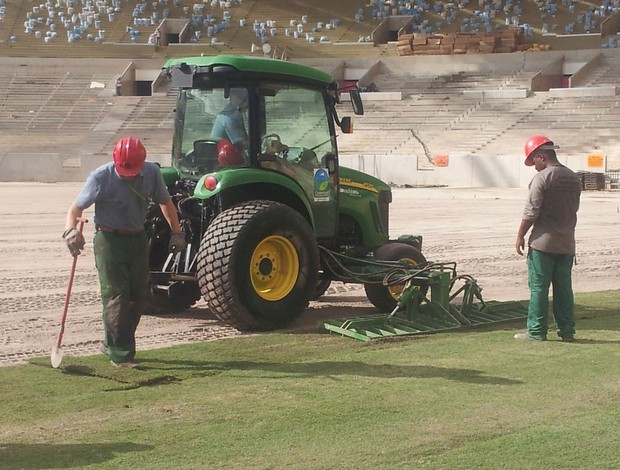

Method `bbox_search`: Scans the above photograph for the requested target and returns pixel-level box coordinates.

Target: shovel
[51,218,86,368]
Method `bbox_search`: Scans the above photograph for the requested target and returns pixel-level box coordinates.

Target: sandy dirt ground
[1,183,619,367]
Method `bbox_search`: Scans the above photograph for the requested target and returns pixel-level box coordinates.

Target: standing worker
[515,135,581,342]
[62,136,186,367]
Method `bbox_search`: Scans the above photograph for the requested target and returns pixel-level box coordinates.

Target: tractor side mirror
[350,89,364,116]
[339,116,353,134]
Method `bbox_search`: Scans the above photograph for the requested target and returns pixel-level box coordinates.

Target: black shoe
[111,360,138,369]
[560,335,575,343]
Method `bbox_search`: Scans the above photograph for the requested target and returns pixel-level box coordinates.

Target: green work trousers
[94,230,148,363]
[526,249,576,340]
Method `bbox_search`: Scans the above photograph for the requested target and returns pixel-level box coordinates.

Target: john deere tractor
[145,55,426,331]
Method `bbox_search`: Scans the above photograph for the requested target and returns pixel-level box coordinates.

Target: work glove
[267,140,288,155]
[169,231,187,254]
[62,228,85,257]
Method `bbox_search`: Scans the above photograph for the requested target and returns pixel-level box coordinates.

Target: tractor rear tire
[364,242,427,312]
[197,201,319,331]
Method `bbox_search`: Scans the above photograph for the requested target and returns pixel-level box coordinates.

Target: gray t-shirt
[75,161,170,231]
[523,164,581,254]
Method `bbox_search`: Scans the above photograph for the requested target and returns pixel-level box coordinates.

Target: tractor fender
[194,168,315,228]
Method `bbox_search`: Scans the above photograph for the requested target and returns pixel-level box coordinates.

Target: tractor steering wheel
[261,133,283,153]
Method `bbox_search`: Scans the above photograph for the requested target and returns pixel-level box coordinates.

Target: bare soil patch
[2,183,618,366]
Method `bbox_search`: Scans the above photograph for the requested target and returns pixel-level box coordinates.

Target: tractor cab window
[258,83,335,188]
[172,88,250,177]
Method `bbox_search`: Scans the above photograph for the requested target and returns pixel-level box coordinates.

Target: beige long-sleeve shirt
[523,165,581,254]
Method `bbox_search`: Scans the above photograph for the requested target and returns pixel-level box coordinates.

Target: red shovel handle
[54,218,87,349]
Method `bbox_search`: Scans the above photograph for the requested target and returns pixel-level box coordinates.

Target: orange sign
[433,154,449,167]
[588,154,604,168]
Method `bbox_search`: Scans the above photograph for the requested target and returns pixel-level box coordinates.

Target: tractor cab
[166,56,362,177]
[164,54,363,241]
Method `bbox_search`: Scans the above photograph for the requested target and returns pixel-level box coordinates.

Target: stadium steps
[585,55,620,87]
[83,95,176,159]
[450,93,548,155]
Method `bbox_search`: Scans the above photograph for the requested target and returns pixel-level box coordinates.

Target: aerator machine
[320,261,528,341]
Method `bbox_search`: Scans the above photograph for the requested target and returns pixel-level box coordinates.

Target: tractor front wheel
[364,242,427,312]
[197,201,319,330]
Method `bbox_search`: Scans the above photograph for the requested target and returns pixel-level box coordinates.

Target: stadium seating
[2,0,619,58]
[1,0,620,182]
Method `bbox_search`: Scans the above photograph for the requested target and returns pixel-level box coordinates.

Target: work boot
[514,332,546,341]
[559,335,575,343]
[111,360,138,369]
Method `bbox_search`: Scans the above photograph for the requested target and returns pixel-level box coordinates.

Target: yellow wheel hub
[388,258,418,300]
[250,235,299,301]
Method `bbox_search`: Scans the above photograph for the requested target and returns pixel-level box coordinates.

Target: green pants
[94,230,148,363]
[526,249,576,340]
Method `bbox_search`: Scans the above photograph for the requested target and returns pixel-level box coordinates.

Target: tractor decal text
[339,187,361,198]
[339,178,379,194]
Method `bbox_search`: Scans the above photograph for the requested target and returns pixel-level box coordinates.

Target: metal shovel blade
[50,344,63,369]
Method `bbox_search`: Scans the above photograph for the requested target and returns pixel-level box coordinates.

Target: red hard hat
[217,139,244,166]
[524,135,556,166]
[113,136,146,177]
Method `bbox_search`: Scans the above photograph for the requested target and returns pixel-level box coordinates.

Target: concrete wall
[0,153,171,182]
[340,153,603,188]
[0,151,603,188]
[0,154,64,182]
[600,10,620,37]
[549,86,618,97]
[568,53,602,87]
[531,56,564,91]
[340,154,438,186]
[371,16,413,44]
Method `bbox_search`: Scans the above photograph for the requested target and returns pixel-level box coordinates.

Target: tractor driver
[211,88,250,160]
[211,88,289,165]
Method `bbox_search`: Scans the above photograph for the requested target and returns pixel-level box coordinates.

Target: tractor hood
[339,166,392,201]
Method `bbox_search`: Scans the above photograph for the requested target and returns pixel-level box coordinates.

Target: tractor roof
[163,54,333,87]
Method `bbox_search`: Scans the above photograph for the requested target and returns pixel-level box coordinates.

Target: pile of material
[396,26,523,56]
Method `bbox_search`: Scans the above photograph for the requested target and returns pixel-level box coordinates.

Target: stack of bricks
[396,27,523,56]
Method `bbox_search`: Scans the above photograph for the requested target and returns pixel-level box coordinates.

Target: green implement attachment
[320,265,528,341]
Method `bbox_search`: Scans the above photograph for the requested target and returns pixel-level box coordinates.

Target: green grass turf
[1,290,618,469]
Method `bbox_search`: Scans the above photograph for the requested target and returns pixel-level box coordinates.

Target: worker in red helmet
[514,135,581,342]
[63,136,186,367]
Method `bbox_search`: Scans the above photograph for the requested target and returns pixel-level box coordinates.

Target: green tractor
[145,55,426,331]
